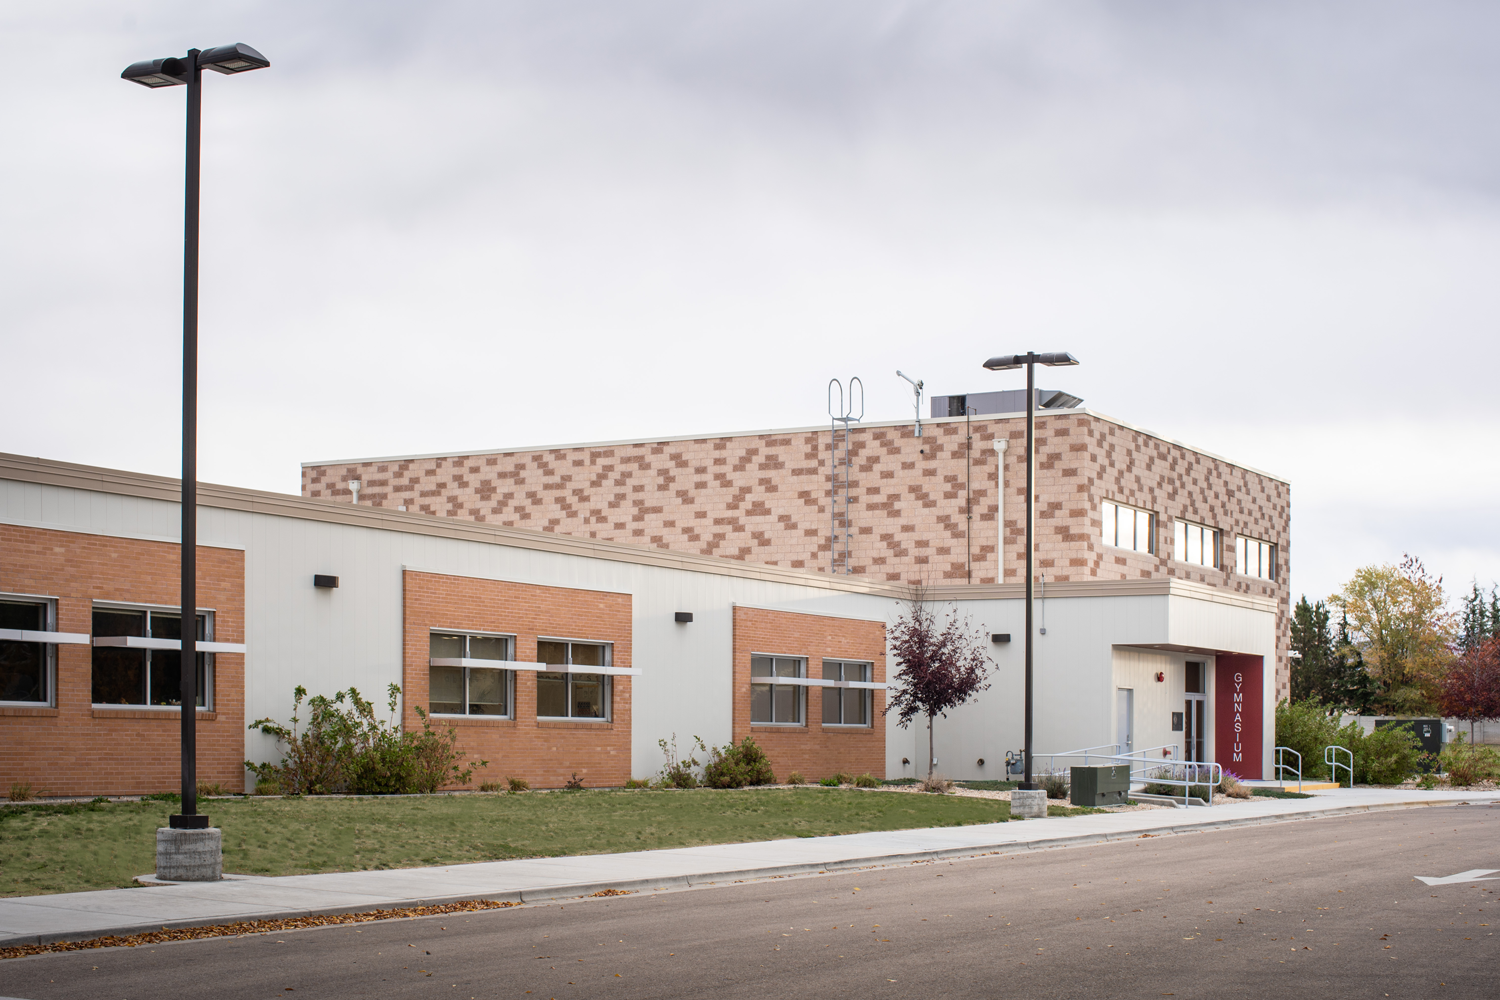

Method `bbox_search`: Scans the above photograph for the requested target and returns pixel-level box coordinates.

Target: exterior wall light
[674,612,693,623]
[314,575,340,589]
[991,633,1011,643]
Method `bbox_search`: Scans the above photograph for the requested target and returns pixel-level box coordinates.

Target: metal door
[1116,688,1134,753]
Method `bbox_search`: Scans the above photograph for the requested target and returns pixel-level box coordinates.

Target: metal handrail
[1136,760,1222,807]
[1274,746,1302,792]
[1325,745,1353,788]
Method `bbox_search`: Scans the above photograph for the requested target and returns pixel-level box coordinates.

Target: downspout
[994,438,1008,580]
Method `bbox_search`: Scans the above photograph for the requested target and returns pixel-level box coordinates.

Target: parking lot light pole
[121,43,268,840]
[981,351,1079,790]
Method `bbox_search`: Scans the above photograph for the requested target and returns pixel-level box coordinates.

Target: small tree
[1329,555,1455,714]
[1440,636,1500,743]
[885,588,993,778]
[1290,596,1334,703]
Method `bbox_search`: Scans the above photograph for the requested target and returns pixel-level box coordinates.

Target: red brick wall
[731,606,886,782]
[402,570,632,790]
[0,525,245,796]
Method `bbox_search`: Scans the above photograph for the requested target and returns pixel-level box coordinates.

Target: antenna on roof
[896,371,924,438]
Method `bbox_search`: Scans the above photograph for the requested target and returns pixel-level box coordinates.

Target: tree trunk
[928,712,935,778]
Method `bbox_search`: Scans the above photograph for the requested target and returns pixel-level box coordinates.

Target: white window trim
[428,657,639,677]
[90,603,218,710]
[535,637,618,721]
[822,659,876,727]
[1101,499,1156,554]
[0,594,65,708]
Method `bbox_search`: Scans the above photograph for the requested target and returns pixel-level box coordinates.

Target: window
[821,660,871,726]
[1173,519,1219,569]
[751,655,805,724]
[1101,500,1155,554]
[537,639,611,720]
[428,632,512,717]
[0,598,52,704]
[1236,536,1277,581]
[91,606,211,708]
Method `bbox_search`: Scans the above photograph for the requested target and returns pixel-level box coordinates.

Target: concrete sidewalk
[2,787,1494,947]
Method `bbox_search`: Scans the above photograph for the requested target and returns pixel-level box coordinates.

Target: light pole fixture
[981,351,1078,790]
[122,43,268,843]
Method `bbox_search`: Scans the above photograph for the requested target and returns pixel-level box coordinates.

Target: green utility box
[1070,765,1130,807]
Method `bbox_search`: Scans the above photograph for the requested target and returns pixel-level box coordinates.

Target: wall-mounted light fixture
[902,757,910,766]
[1155,671,1165,682]
[348,480,362,505]
[314,575,340,589]
[674,612,693,623]
[977,758,986,766]
[991,633,1011,643]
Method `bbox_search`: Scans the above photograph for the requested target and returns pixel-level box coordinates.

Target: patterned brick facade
[0,525,245,796]
[731,606,886,781]
[402,570,632,790]
[307,411,1292,698]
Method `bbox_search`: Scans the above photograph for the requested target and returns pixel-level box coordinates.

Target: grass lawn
[0,787,1010,898]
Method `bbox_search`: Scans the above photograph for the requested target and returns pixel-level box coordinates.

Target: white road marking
[1413,869,1500,886]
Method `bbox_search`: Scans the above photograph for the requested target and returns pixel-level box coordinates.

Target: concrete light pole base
[155,827,223,881]
[1010,789,1048,819]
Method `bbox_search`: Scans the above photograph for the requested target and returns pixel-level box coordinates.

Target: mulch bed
[0,898,520,961]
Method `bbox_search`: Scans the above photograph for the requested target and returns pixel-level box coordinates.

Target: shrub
[564,772,585,790]
[1440,733,1500,787]
[89,795,111,805]
[196,782,226,798]
[507,776,530,793]
[657,734,705,789]
[1347,720,1423,784]
[854,773,880,788]
[919,773,952,794]
[786,771,806,785]
[1040,773,1069,799]
[832,772,854,786]
[1275,699,1341,780]
[819,777,839,787]
[7,783,35,802]
[253,777,281,796]
[479,781,504,793]
[702,736,776,789]
[246,684,487,795]
[624,778,651,789]
[1218,772,1251,799]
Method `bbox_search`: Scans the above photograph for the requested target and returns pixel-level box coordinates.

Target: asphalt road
[2,803,1496,999]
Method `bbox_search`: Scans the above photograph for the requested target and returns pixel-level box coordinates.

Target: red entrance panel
[1214,655,1263,779]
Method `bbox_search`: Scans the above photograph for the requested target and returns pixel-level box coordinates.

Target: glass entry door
[1184,662,1207,762]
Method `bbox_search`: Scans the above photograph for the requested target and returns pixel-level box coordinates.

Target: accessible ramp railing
[1032,743,1220,807]
[1325,745,1353,788]
[1274,746,1303,792]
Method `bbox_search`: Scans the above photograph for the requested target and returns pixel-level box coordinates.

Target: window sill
[751,724,807,731]
[536,719,614,730]
[91,708,218,721]
[820,724,876,733]
[0,705,58,717]
[429,715,516,727]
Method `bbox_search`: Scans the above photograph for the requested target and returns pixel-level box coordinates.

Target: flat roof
[301,407,1289,486]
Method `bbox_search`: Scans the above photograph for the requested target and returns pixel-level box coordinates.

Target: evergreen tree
[1290,596,1333,702]
[1459,580,1491,654]
[1327,611,1378,715]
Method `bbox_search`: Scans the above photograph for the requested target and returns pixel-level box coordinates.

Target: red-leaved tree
[885,588,993,778]
[1440,636,1500,742]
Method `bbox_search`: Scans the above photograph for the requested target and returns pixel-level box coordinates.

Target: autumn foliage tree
[885,589,993,778]
[1329,555,1456,715]
[1440,636,1500,742]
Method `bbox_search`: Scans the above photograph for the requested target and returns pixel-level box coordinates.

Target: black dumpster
[1070,765,1130,807]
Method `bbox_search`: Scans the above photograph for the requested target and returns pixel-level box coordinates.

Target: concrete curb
[1,797,1483,949]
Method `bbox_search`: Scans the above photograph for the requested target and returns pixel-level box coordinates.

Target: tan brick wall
[0,525,245,796]
[402,570,632,790]
[731,606,886,782]
[308,411,1290,700]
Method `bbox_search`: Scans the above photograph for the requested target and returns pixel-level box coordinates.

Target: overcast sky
[3,1,1498,605]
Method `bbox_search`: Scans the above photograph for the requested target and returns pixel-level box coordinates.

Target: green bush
[246,684,487,795]
[832,772,854,786]
[702,737,776,789]
[1274,699,1341,780]
[1441,733,1500,787]
[657,734,704,789]
[786,771,806,785]
[1342,720,1423,784]
[819,777,839,787]
[507,776,530,793]
[1040,773,1069,799]
[854,773,880,788]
